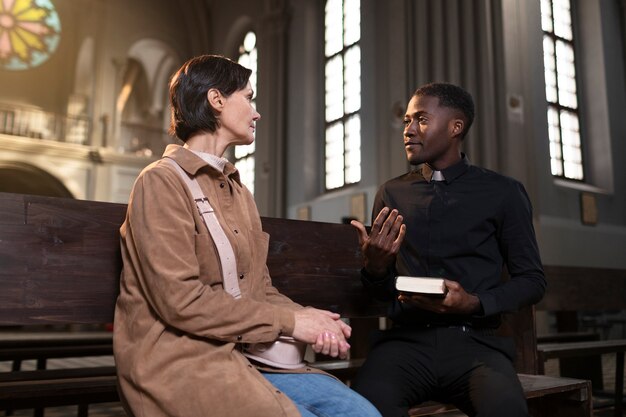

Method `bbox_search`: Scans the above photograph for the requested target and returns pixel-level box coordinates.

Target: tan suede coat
[114,145,321,417]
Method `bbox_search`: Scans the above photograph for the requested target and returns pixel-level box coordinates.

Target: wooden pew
[537,265,626,417]
[0,331,113,372]
[0,192,591,416]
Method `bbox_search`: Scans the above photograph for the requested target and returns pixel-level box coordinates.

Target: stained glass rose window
[0,0,61,71]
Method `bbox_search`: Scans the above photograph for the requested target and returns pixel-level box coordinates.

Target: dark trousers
[351,326,528,417]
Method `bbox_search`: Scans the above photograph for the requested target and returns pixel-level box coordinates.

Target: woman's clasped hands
[293,307,352,359]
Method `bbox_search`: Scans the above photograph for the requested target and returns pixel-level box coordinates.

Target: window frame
[234,30,258,195]
[541,0,586,182]
[323,0,362,192]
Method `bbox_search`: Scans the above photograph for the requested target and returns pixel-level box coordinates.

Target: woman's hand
[292,308,351,359]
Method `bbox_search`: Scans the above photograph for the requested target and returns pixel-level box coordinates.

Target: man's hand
[397,279,481,315]
[350,207,406,277]
[292,308,351,359]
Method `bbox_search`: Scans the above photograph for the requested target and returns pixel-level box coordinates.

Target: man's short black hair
[414,82,475,139]
[169,55,252,141]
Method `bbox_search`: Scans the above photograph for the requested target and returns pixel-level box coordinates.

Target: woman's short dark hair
[414,82,475,139]
[169,55,252,141]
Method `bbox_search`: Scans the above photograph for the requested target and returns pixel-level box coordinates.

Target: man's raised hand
[350,207,406,277]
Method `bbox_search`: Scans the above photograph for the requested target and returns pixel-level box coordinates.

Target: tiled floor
[2,354,626,416]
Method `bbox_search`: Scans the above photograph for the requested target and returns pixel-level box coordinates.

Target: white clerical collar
[431,170,445,181]
[190,149,228,173]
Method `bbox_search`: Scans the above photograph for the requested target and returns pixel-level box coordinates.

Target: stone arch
[67,37,95,118]
[74,37,95,98]
[117,57,149,123]
[223,16,255,60]
[153,54,178,131]
[0,162,73,198]
[127,39,182,122]
[111,39,182,152]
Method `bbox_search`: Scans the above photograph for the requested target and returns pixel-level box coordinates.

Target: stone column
[254,0,290,217]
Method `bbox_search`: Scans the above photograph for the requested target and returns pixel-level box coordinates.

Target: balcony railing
[0,103,177,156]
[0,103,90,145]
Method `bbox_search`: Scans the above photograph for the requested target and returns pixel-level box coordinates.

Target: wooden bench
[537,265,626,417]
[0,330,115,416]
[0,191,591,416]
[0,331,113,372]
[537,331,600,344]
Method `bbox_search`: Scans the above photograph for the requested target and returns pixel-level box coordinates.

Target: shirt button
[234,229,239,234]
[220,183,225,188]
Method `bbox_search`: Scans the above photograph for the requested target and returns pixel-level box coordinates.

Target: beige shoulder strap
[164,157,241,299]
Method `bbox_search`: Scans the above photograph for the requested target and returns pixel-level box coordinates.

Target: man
[350,83,546,417]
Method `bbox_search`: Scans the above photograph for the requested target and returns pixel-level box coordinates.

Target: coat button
[237,335,242,341]
[220,183,225,188]
[239,274,244,279]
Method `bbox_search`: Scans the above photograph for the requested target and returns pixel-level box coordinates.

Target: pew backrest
[0,191,537,373]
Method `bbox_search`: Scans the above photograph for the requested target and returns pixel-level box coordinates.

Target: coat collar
[162,144,241,184]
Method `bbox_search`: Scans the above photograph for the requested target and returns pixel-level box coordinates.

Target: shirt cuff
[361,267,393,283]
[475,292,497,317]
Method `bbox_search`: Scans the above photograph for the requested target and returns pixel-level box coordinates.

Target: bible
[395,276,447,296]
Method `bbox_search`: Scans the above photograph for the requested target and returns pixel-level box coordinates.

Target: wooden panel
[0,367,116,383]
[538,265,626,311]
[0,331,112,348]
[524,375,592,417]
[0,193,25,225]
[0,345,113,362]
[536,264,626,397]
[408,375,591,416]
[262,217,387,318]
[0,375,120,408]
[538,339,626,359]
[0,192,385,325]
[0,192,126,325]
[498,306,538,374]
[537,332,599,344]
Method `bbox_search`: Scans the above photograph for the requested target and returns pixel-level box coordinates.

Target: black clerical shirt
[363,155,546,328]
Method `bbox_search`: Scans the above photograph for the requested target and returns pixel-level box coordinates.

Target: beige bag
[244,336,307,369]
[166,158,306,369]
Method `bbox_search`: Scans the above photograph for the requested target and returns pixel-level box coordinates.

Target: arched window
[235,31,257,195]
[540,0,584,180]
[324,0,361,191]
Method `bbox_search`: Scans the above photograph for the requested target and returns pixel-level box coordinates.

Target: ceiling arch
[0,161,73,198]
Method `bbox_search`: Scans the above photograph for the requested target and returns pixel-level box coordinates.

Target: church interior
[1,0,626,415]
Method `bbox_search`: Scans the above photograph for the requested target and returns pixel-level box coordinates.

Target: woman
[113,55,381,417]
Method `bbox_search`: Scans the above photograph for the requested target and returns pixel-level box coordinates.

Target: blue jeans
[261,372,382,417]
